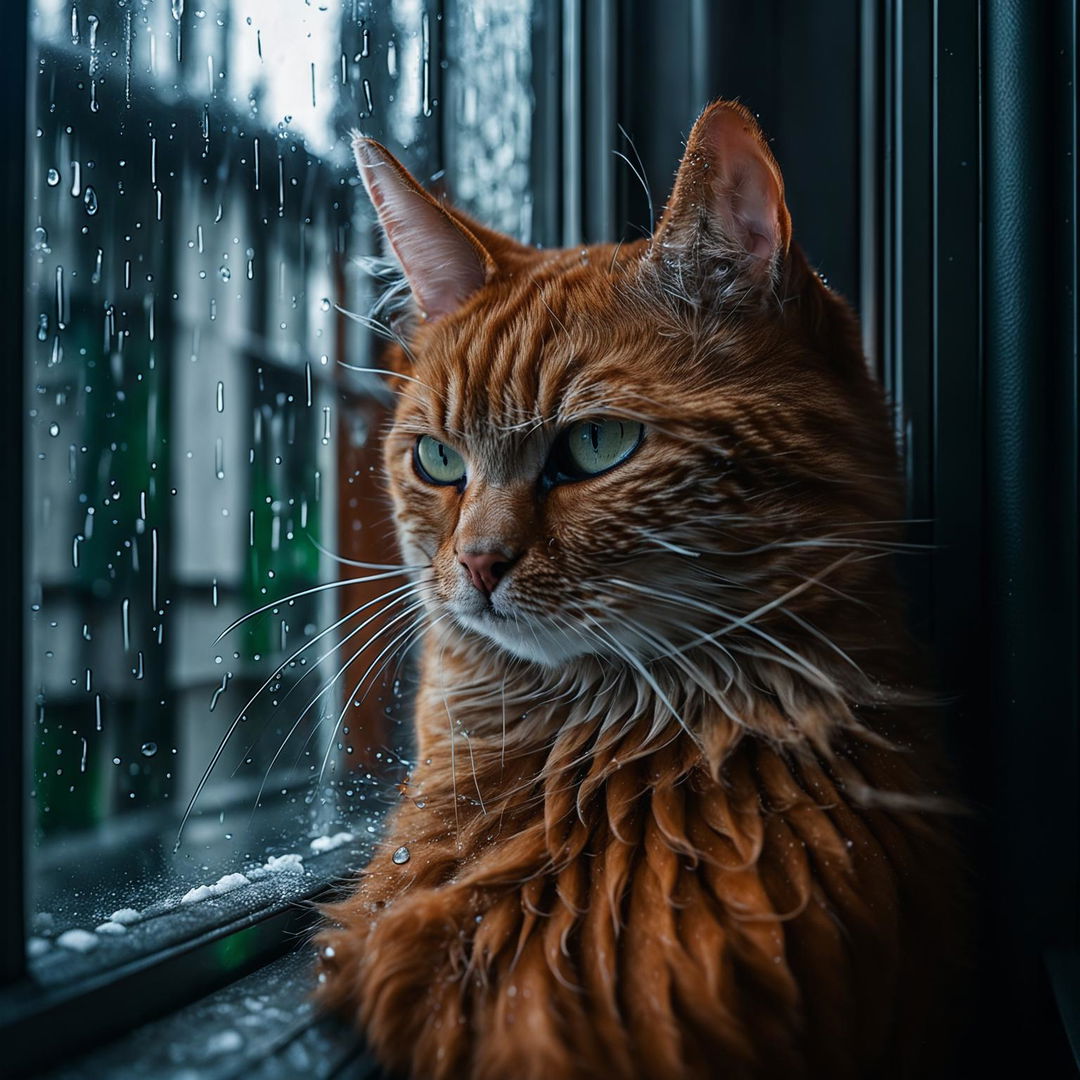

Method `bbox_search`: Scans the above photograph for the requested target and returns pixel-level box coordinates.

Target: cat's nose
[458,549,516,596]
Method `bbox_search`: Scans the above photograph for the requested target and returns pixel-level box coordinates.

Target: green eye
[559,419,644,479]
[414,435,467,487]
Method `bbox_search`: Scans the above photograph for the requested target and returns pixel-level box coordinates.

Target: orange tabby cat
[316,101,960,1080]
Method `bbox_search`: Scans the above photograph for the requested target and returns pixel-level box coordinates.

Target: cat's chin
[450,608,592,668]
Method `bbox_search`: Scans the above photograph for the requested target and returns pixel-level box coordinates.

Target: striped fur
[317,102,960,1079]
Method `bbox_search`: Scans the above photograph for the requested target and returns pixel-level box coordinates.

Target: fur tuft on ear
[651,101,792,297]
[351,133,497,323]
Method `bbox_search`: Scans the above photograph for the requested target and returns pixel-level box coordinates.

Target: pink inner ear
[725,162,780,259]
[353,136,491,321]
[699,109,788,263]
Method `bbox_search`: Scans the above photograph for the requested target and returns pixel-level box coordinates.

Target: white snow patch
[95,921,128,935]
[180,872,252,905]
[109,907,141,925]
[213,872,251,894]
[309,831,354,853]
[27,936,50,957]
[57,929,99,953]
[263,853,304,873]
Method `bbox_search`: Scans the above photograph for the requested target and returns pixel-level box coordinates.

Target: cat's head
[354,102,901,676]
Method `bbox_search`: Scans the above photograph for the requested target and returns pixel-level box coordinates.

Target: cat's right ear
[650,101,791,298]
[352,134,497,323]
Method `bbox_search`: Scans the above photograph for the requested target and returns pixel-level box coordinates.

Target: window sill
[2,842,373,1078]
[38,949,384,1080]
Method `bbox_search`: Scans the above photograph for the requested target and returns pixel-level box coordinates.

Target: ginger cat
[316,102,959,1080]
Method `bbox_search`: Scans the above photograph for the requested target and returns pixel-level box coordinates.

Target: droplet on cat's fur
[392,846,410,865]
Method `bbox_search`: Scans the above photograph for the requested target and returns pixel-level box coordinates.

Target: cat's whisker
[304,535,426,573]
[780,609,868,676]
[533,281,570,340]
[608,569,856,696]
[281,596,436,784]
[225,582,429,778]
[580,613,694,744]
[314,606,439,791]
[250,583,434,750]
[434,635,460,840]
[618,618,746,729]
[607,239,625,275]
[235,580,423,730]
[355,610,440,710]
[176,588,429,846]
[245,590,436,816]
[336,361,451,408]
[616,121,655,233]
[213,569,420,643]
[333,303,418,366]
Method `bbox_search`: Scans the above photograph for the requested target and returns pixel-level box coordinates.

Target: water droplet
[48,422,60,437]
[218,265,231,281]
[319,297,330,311]
[37,314,48,341]
[46,168,60,187]
[83,186,98,215]
[391,846,410,865]
[32,226,50,252]
[140,741,158,757]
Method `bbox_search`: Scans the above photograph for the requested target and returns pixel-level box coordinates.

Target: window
[9,1,543,1062]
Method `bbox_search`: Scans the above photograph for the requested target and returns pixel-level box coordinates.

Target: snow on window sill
[29,835,373,989]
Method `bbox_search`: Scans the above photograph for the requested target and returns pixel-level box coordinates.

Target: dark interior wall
[616,0,862,310]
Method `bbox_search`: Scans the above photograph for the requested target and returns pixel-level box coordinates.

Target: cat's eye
[546,419,645,485]
[414,435,467,487]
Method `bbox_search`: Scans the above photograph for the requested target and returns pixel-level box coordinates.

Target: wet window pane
[26,0,536,968]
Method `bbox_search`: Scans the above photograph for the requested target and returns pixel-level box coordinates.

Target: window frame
[2,0,29,1002]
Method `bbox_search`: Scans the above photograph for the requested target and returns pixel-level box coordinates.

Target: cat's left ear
[651,101,791,293]
[352,133,497,323]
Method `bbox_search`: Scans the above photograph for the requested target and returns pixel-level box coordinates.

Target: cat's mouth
[450,598,590,666]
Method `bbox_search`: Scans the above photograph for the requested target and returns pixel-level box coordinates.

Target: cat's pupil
[437,444,448,466]
[589,424,600,451]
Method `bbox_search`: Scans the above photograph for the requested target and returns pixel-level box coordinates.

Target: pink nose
[459,550,515,596]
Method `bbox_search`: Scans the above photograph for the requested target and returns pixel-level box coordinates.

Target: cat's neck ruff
[415,614,912,778]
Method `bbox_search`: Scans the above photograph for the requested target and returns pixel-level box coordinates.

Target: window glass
[25,0,536,968]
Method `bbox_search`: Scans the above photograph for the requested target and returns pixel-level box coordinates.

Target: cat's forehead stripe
[437,276,581,437]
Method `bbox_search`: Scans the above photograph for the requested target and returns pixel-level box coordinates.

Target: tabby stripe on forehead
[448,299,518,433]
[504,289,559,420]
